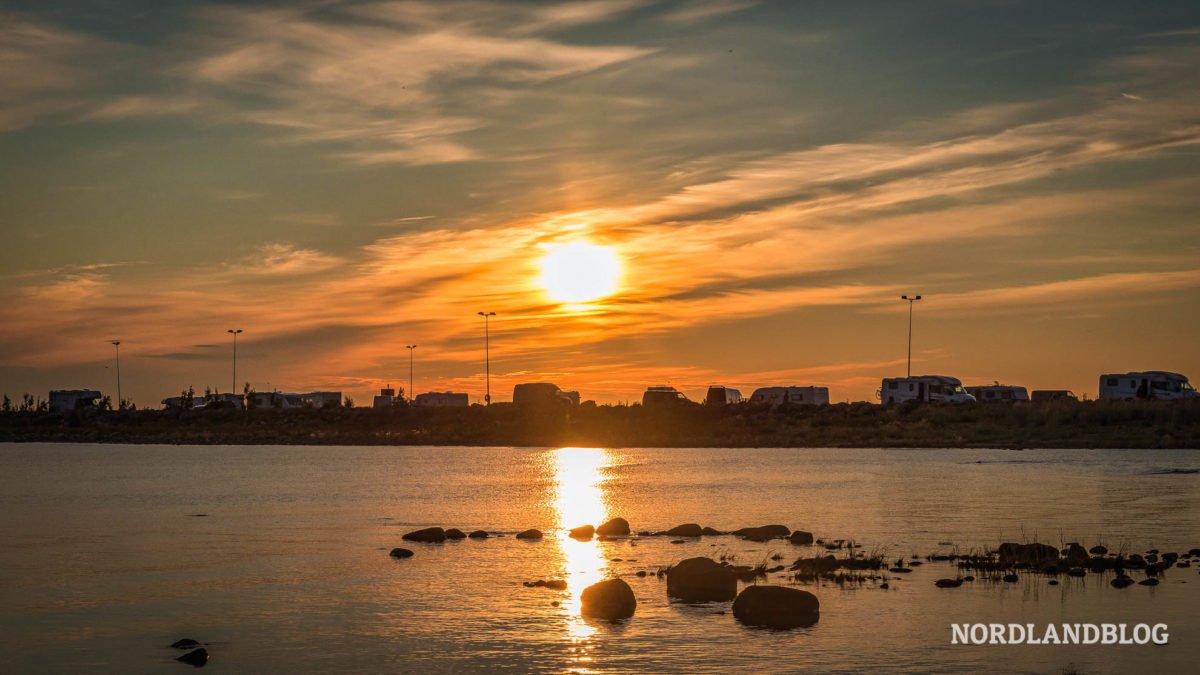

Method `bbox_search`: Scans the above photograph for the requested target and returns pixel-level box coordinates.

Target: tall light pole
[900,295,922,377]
[227,329,243,396]
[405,344,417,402]
[110,340,122,409]
[477,311,496,405]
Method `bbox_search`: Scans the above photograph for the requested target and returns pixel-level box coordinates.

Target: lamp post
[110,340,122,409]
[405,344,417,403]
[227,329,243,396]
[900,295,922,377]
[477,311,496,405]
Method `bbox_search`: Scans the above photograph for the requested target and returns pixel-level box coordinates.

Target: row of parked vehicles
[638,370,1197,407]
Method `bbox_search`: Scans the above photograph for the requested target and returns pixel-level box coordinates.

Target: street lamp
[405,345,417,403]
[227,329,243,396]
[900,295,922,377]
[477,311,496,405]
[110,340,122,409]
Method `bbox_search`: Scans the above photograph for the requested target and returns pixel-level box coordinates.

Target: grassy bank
[1,399,1198,448]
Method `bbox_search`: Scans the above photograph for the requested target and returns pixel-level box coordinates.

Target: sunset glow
[539,242,622,304]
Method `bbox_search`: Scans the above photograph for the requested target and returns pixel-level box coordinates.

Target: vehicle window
[1106,378,1117,386]
[888,382,898,390]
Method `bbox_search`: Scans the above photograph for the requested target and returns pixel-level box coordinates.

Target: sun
[539,242,621,304]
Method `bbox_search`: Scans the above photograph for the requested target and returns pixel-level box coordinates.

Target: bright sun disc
[539,242,621,304]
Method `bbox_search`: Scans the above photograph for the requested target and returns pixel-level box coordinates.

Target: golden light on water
[551,447,613,650]
[539,242,621,304]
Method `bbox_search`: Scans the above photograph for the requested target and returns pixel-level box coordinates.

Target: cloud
[659,0,758,23]
[0,13,108,131]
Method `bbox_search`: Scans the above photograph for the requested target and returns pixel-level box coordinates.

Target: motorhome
[1099,371,1198,401]
[414,392,470,407]
[879,376,975,404]
[749,386,830,407]
[965,384,1029,402]
[642,386,691,408]
[513,383,580,407]
[705,386,743,405]
[49,389,101,413]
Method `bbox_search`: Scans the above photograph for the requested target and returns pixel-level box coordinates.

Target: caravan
[1099,371,1198,401]
[880,376,975,404]
[965,384,1029,402]
[749,386,829,407]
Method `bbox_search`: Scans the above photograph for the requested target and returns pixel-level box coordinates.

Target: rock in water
[1111,576,1134,589]
[665,523,703,537]
[789,530,814,545]
[667,557,737,602]
[468,530,489,539]
[569,525,595,540]
[997,542,1059,566]
[580,578,637,620]
[701,526,725,536]
[516,529,543,540]
[935,578,963,588]
[1090,545,1108,555]
[170,638,200,649]
[732,585,819,629]
[389,547,414,558]
[1064,543,1089,565]
[596,518,631,536]
[733,525,791,542]
[445,528,467,539]
[176,648,209,667]
[402,527,446,543]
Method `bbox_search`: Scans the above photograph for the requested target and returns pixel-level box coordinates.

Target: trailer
[965,384,1029,402]
[749,386,829,407]
[1099,371,1198,401]
[879,376,975,404]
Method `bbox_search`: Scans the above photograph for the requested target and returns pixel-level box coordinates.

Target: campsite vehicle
[879,376,975,404]
[513,382,579,407]
[1031,390,1077,402]
[965,384,1029,402]
[705,386,743,405]
[642,386,691,408]
[749,386,830,407]
[1098,371,1198,401]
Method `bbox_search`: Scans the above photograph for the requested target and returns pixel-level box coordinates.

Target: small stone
[389,547,414,558]
[176,648,208,667]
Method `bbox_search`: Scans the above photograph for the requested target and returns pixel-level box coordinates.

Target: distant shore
[2,400,1198,448]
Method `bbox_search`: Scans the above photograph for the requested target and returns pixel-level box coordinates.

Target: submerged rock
[516,529,544,540]
[170,639,200,650]
[1002,573,1019,583]
[1067,567,1087,577]
[580,578,636,620]
[596,518,631,536]
[733,525,791,542]
[667,557,737,602]
[935,578,963,588]
[731,585,819,629]
[569,525,595,540]
[176,648,208,667]
[1111,576,1134,589]
[402,527,446,543]
[468,530,489,539]
[1139,578,1160,586]
[665,523,703,537]
[389,547,414,558]
[788,530,815,545]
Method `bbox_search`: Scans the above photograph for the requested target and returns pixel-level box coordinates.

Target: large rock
[789,530,814,545]
[667,557,737,602]
[402,527,446,543]
[516,529,544,540]
[569,525,595,540]
[665,523,703,537]
[997,542,1059,565]
[445,528,467,539]
[580,578,637,620]
[596,518,631,536]
[732,585,819,629]
[733,525,791,542]
[1064,543,1088,565]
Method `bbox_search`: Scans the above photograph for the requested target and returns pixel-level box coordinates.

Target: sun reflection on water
[551,447,613,656]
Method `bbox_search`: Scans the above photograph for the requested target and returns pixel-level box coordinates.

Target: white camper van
[879,376,975,404]
[1099,371,1198,401]
[965,384,1029,402]
[749,386,830,407]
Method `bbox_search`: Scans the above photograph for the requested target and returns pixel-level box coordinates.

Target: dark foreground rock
[732,585,819,629]
[1111,576,1134,589]
[570,525,595,540]
[733,525,791,542]
[789,530,814,545]
[445,528,466,539]
[402,527,446,543]
[171,639,200,649]
[176,648,209,667]
[667,557,737,602]
[701,526,725,536]
[998,542,1059,565]
[468,530,489,539]
[665,523,703,537]
[389,547,414,558]
[581,578,637,620]
[596,518,631,536]
[516,529,544,540]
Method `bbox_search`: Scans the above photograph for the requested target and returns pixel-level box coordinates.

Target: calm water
[1,444,1198,674]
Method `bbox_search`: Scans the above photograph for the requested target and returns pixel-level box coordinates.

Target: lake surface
[1,444,1198,674]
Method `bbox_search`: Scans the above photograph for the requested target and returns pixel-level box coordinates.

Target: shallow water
[1,444,1198,673]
